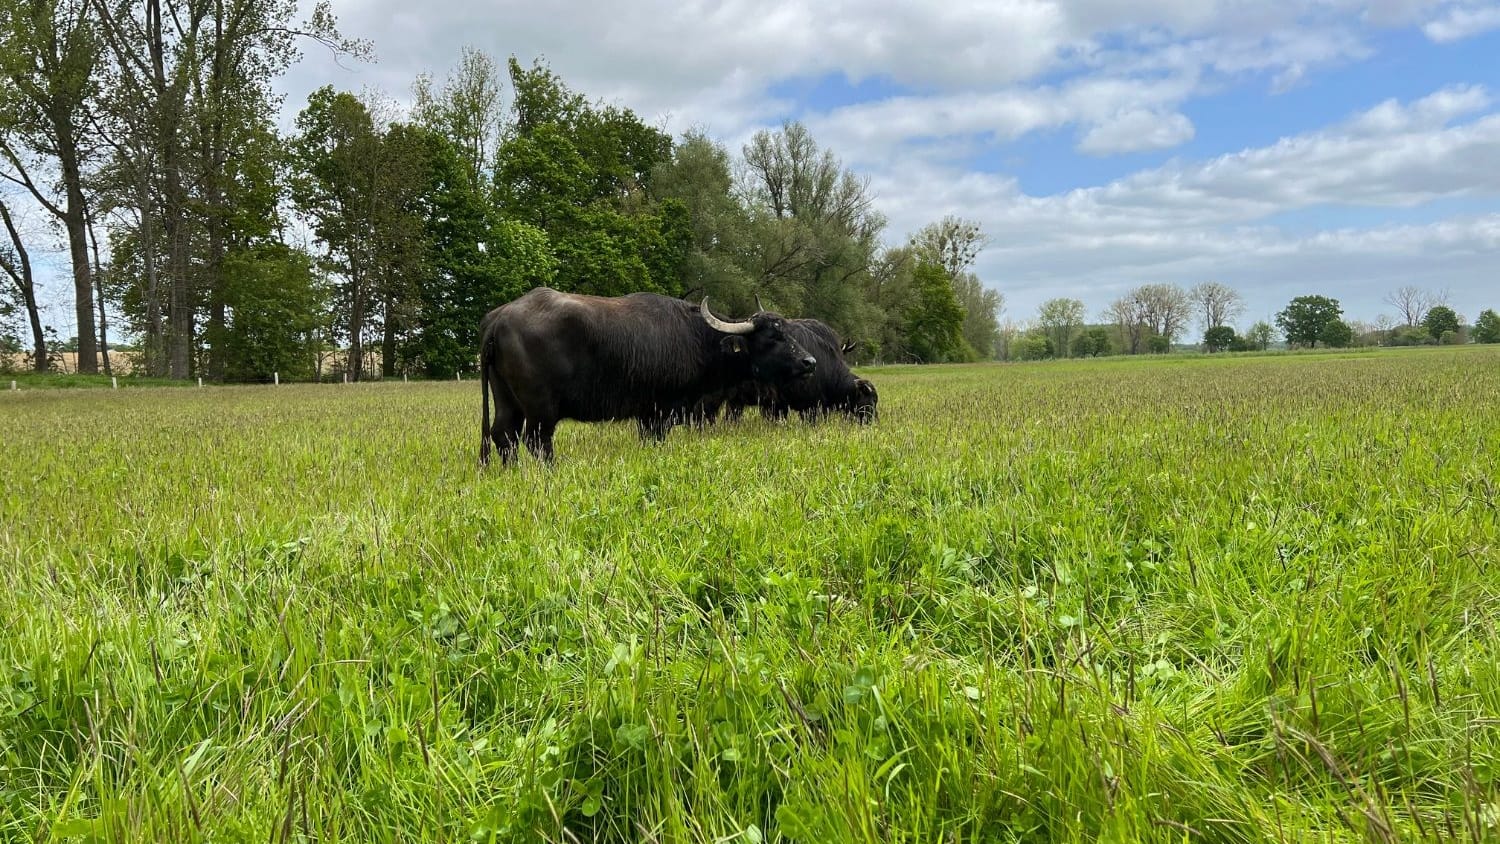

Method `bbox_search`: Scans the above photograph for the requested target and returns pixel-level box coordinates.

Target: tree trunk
[348,271,364,382]
[1,201,48,372]
[60,145,98,374]
[87,207,111,376]
[382,291,397,378]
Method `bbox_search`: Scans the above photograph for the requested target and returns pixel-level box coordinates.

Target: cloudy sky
[271,0,1500,329]
[13,1,1496,338]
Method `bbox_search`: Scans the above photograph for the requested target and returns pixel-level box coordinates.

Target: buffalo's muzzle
[799,355,817,376]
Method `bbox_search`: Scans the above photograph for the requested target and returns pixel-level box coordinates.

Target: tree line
[1004,283,1499,361]
[2,0,1000,381]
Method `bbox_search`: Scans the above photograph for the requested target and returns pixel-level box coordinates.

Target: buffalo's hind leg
[522,418,558,464]
[487,377,524,466]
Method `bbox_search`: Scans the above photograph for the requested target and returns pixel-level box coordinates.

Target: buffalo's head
[849,377,878,423]
[702,298,816,382]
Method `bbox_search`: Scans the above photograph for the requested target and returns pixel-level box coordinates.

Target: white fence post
[343,373,348,384]
[403,372,408,383]
[9,380,14,391]
[274,371,279,385]
[112,376,118,389]
[197,377,203,388]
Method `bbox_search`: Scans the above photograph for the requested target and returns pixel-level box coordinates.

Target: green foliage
[1203,325,1236,352]
[1015,332,1052,360]
[1423,305,1460,341]
[402,128,555,376]
[3,348,1499,839]
[1147,334,1172,354]
[1474,308,1500,343]
[1069,327,1111,358]
[1319,318,1354,349]
[1037,298,1086,358]
[1276,295,1343,348]
[1390,326,1435,347]
[494,60,681,299]
[904,260,967,363]
[1247,321,1275,351]
[216,244,324,382]
[650,131,758,310]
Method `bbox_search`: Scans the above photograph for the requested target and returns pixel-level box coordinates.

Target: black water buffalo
[713,318,878,424]
[479,287,817,465]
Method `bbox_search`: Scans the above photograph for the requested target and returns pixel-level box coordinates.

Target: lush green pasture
[2,347,1498,842]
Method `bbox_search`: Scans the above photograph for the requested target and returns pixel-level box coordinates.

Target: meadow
[1,346,1497,842]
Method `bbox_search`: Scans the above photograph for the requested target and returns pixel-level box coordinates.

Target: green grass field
[2,347,1498,842]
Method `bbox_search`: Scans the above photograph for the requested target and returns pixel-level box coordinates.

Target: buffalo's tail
[479,330,494,467]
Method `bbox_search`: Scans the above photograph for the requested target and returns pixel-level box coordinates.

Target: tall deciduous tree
[740,121,885,336]
[1134,283,1191,346]
[0,0,101,372]
[1422,305,1460,341]
[910,215,986,281]
[412,45,505,188]
[1276,295,1343,348]
[1104,296,1146,355]
[291,87,428,381]
[91,0,363,378]
[1037,298,1086,358]
[904,259,966,363]
[1189,281,1244,338]
[953,272,1003,359]
[1473,309,1500,344]
[496,57,685,300]
[651,130,757,311]
[1383,286,1446,327]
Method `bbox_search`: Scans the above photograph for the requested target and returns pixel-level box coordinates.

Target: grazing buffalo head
[701,298,817,382]
[850,377,878,423]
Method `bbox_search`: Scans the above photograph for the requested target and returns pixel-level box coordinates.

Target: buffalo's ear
[721,336,748,356]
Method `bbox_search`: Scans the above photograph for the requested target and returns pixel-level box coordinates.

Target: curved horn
[701,298,755,335]
[754,294,766,313]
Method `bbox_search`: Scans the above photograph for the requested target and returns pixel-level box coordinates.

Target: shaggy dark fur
[479,288,815,465]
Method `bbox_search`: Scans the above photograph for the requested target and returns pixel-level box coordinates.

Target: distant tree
[1276,296,1343,348]
[1319,319,1354,348]
[904,260,966,363]
[910,216,987,281]
[1190,282,1245,338]
[1423,305,1460,341]
[216,244,324,382]
[1203,325,1236,352]
[1104,296,1146,354]
[1014,333,1051,361]
[1384,286,1445,327]
[953,272,1003,359]
[1135,283,1191,345]
[651,131,756,311]
[1390,326,1434,346]
[1147,334,1172,354]
[411,46,507,187]
[1084,327,1111,356]
[1067,326,1113,358]
[1473,309,1500,344]
[1037,297,1086,358]
[1247,320,1276,351]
